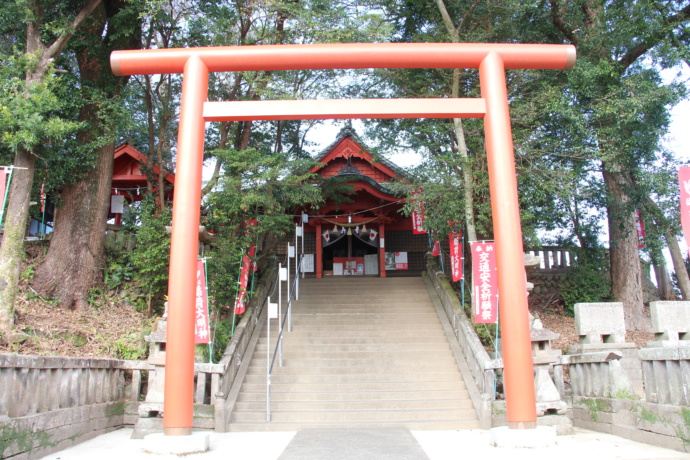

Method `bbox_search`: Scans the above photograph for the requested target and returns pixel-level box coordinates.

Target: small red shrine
[109,144,175,225]
[297,128,427,278]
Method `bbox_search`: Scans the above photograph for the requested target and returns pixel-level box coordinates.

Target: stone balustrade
[563,351,634,398]
[0,354,127,419]
[638,347,690,405]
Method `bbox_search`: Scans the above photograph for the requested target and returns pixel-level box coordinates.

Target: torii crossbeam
[111,42,576,436]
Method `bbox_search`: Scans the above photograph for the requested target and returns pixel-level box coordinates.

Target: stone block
[649,301,690,342]
[575,302,627,344]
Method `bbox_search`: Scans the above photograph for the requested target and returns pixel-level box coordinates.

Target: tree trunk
[0,151,36,331]
[653,257,675,300]
[33,0,136,309]
[603,163,650,331]
[33,141,115,309]
[665,230,690,299]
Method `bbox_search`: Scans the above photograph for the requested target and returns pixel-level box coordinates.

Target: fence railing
[638,347,690,405]
[525,247,573,270]
[0,354,127,419]
[562,351,633,398]
[266,255,302,422]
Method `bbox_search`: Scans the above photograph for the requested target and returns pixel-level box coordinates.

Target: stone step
[253,343,452,353]
[238,380,466,393]
[231,408,478,424]
[242,371,462,384]
[294,294,431,302]
[247,356,458,368]
[286,316,442,326]
[234,398,474,412]
[228,419,480,432]
[288,300,435,314]
[259,329,445,339]
[249,350,455,361]
[248,363,460,375]
[257,335,450,346]
[236,388,470,402]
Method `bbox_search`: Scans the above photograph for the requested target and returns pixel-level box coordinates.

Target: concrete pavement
[39,427,690,460]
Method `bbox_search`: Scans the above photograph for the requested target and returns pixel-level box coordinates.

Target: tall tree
[32,0,143,310]
[0,0,102,331]
[546,0,690,330]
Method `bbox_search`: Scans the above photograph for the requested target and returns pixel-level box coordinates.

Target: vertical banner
[471,241,498,324]
[680,167,690,249]
[194,260,210,344]
[411,188,426,234]
[634,211,645,249]
[449,231,463,282]
[234,219,258,315]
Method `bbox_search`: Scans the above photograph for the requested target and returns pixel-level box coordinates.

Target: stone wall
[0,354,129,459]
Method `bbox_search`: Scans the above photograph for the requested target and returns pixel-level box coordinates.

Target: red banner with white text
[680,167,690,250]
[471,241,498,324]
[635,211,645,249]
[234,219,258,315]
[411,188,426,234]
[449,231,463,282]
[194,260,210,344]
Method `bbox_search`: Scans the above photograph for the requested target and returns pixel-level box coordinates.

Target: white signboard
[301,254,314,273]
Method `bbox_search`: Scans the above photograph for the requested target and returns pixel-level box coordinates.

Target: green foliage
[113,333,148,360]
[0,54,82,154]
[0,423,53,458]
[560,250,612,316]
[211,317,233,363]
[105,259,135,291]
[129,196,172,315]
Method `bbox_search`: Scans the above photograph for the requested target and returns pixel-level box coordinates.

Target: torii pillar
[111,43,575,437]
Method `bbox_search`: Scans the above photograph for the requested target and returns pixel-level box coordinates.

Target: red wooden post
[378,223,386,277]
[480,52,536,427]
[163,56,208,436]
[316,223,323,278]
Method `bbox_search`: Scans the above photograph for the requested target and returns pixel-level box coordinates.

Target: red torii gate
[111,43,576,436]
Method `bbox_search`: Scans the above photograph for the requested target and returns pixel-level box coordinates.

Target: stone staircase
[228,276,479,431]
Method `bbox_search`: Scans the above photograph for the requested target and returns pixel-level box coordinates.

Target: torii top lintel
[111,42,575,76]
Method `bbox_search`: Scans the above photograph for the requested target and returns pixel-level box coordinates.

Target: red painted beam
[112,42,575,76]
[203,98,485,121]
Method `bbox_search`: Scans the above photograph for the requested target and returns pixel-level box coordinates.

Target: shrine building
[291,128,428,278]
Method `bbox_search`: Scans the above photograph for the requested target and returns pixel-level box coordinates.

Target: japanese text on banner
[449,231,463,282]
[194,260,210,344]
[471,241,498,324]
[411,188,426,234]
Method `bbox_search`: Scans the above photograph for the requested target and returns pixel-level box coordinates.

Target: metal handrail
[266,254,302,422]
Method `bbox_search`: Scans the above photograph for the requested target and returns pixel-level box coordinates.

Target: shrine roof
[313,127,409,180]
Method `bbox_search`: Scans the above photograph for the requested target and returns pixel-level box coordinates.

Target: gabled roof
[113,144,175,185]
[311,127,409,180]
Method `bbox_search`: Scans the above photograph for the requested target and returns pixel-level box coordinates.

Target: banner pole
[203,258,211,363]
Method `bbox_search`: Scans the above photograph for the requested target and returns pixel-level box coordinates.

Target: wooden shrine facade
[293,129,427,278]
[109,144,175,225]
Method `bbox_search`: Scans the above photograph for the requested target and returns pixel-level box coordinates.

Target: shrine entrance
[110,42,575,436]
